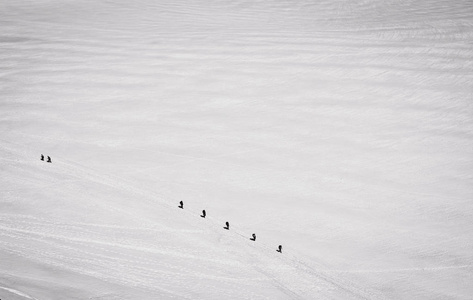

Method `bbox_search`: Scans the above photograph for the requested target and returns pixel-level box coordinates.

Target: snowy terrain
[1,0,473,299]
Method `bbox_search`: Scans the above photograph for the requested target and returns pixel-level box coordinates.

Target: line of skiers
[179,200,282,253]
[40,154,52,163]
[39,155,282,252]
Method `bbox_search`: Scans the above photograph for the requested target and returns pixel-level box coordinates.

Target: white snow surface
[1,0,473,299]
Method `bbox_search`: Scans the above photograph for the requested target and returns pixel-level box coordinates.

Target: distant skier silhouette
[250,233,256,241]
[277,245,282,253]
[40,154,44,161]
[47,156,52,163]
[200,210,206,218]
[223,221,229,230]
[178,201,183,209]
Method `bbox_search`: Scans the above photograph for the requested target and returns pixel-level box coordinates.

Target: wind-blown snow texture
[1,0,473,299]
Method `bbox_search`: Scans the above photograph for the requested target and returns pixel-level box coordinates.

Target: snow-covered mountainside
[1,0,472,299]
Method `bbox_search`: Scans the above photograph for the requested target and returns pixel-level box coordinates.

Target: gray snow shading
[1,0,472,299]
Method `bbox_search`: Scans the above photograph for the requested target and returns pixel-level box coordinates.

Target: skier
[47,156,52,163]
[277,245,282,253]
[250,233,256,241]
[200,210,206,218]
[41,154,44,161]
[178,201,183,209]
[223,221,229,230]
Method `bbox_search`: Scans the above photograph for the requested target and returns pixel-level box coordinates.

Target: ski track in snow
[0,286,38,300]
[325,265,473,273]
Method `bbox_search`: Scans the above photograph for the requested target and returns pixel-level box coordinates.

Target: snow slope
[1,0,473,299]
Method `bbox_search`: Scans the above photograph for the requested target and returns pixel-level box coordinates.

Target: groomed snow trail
[1,0,473,299]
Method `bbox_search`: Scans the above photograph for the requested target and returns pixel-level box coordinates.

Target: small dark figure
[178,201,183,209]
[47,156,52,163]
[250,233,256,241]
[223,221,229,230]
[277,245,282,253]
[41,154,44,161]
[200,210,206,218]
